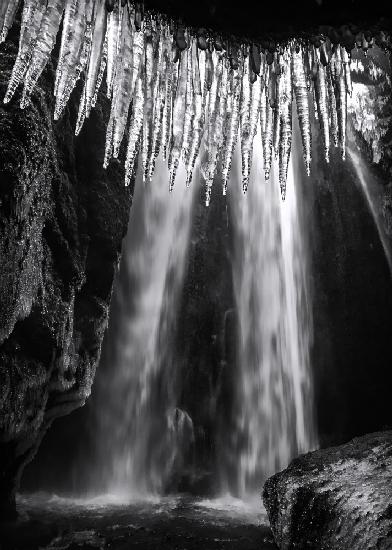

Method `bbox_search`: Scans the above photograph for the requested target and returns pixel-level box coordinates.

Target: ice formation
[0,0,390,202]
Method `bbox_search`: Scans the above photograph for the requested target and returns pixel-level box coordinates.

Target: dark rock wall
[303,64,392,447]
[312,155,392,445]
[0,31,132,517]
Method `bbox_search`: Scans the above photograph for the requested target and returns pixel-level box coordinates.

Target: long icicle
[292,45,311,175]
[314,63,330,162]
[278,49,293,200]
[54,0,93,120]
[21,0,66,108]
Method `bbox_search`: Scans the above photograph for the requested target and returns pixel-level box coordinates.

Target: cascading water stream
[347,144,392,276]
[94,156,196,496]
[226,129,317,497]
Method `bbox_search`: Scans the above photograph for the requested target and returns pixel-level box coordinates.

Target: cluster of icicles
[0,0,370,203]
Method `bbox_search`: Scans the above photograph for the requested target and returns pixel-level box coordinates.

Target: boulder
[263,431,392,549]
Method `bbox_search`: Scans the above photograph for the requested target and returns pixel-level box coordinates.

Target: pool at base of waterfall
[0,494,277,550]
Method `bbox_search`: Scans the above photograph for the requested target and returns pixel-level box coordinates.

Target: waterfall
[94,155,196,496]
[226,129,317,497]
[92,131,317,500]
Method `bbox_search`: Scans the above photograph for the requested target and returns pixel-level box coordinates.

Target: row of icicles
[0,0,381,203]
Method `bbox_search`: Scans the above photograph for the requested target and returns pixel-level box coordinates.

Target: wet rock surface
[263,431,392,550]
[0,31,132,518]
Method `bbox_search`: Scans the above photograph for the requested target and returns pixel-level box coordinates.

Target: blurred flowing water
[225,131,316,496]
[94,155,197,496]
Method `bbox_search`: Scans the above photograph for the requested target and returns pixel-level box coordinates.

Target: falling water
[95,155,196,496]
[227,129,317,497]
[348,143,392,276]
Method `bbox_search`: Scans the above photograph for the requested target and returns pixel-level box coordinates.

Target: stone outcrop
[0,32,132,518]
[263,431,392,550]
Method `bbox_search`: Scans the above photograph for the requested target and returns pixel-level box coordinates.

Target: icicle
[263,96,274,180]
[341,46,352,96]
[205,49,213,91]
[292,46,311,175]
[106,1,123,99]
[169,47,187,190]
[104,111,115,169]
[54,0,93,120]
[75,97,87,135]
[55,0,78,97]
[0,2,9,33]
[239,52,252,193]
[4,0,46,104]
[191,39,202,96]
[303,47,312,88]
[327,66,338,147]
[201,52,227,206]
[259,64,269,174]
[21,0,66,108]
[124,74,144,186]
[206,56,227,204]
[273,61,283,157]
[110,20,142,160]
[313,99,319,121]
[181,38,194,165]
[91,29,108,109]
[142,20,156,182]
[186,48,207,187]
[335,57,347,160]
[259,87,266,135]
[202,52,224,205]
[161,50,176,162]
[278,51,292,200]
[185,91,203,187]
[80,0,107,122]
[129,23,144,98]
[221,66,241,194]
[1,0,20,44]
[249,73,262,142]
[328,46,348,159]
[245,68,262,191]
[147,32,168,182]
[314,63,330,162]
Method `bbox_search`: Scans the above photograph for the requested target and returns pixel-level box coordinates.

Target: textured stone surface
[0,33,132,518]
[263,431,392,550]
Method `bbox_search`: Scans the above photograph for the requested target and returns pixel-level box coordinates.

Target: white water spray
[227,129,317,496]
[95,155,196,496]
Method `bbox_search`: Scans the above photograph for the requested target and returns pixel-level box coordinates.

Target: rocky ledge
[263,431,392,550]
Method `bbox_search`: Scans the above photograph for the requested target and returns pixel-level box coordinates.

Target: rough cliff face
[0,33,132,518]
[263,431,392,550]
